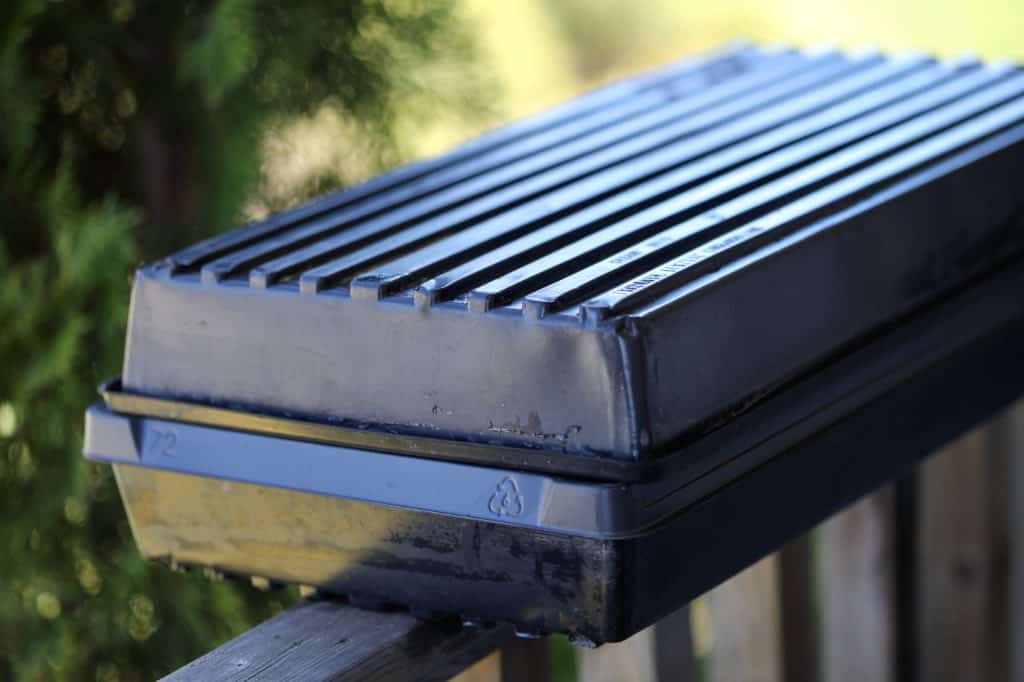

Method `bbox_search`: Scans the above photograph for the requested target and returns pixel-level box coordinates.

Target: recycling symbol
[488,476,524,517]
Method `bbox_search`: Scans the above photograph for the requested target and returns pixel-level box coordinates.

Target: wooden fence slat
[916,426,1006,682]
[452,637,551,682]
[778,535,820,682]
[652,606,697,680]
[1006,401,1024,682]
[916,430,989,681]
[991,401,1024,682]
[706,556,783,682]
[575,606,696,682]
[819,487,896,682]
[575,632,654,682]
[164,599,510,682]
[988,415,1011,682]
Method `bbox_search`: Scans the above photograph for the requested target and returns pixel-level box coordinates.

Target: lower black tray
[85,259,1024,642]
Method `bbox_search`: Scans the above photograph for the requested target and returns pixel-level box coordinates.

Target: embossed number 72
[148,429,177,457]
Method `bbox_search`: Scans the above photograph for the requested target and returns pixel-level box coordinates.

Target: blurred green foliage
[0,1,489,679]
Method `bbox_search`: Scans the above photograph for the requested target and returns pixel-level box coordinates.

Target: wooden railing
[167,400,1024,681]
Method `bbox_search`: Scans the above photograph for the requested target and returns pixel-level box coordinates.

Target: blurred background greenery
[0,0,1021,680]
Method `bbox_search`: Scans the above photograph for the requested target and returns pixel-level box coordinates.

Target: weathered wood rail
[167,401,1024,681]
[164,600,521,682]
